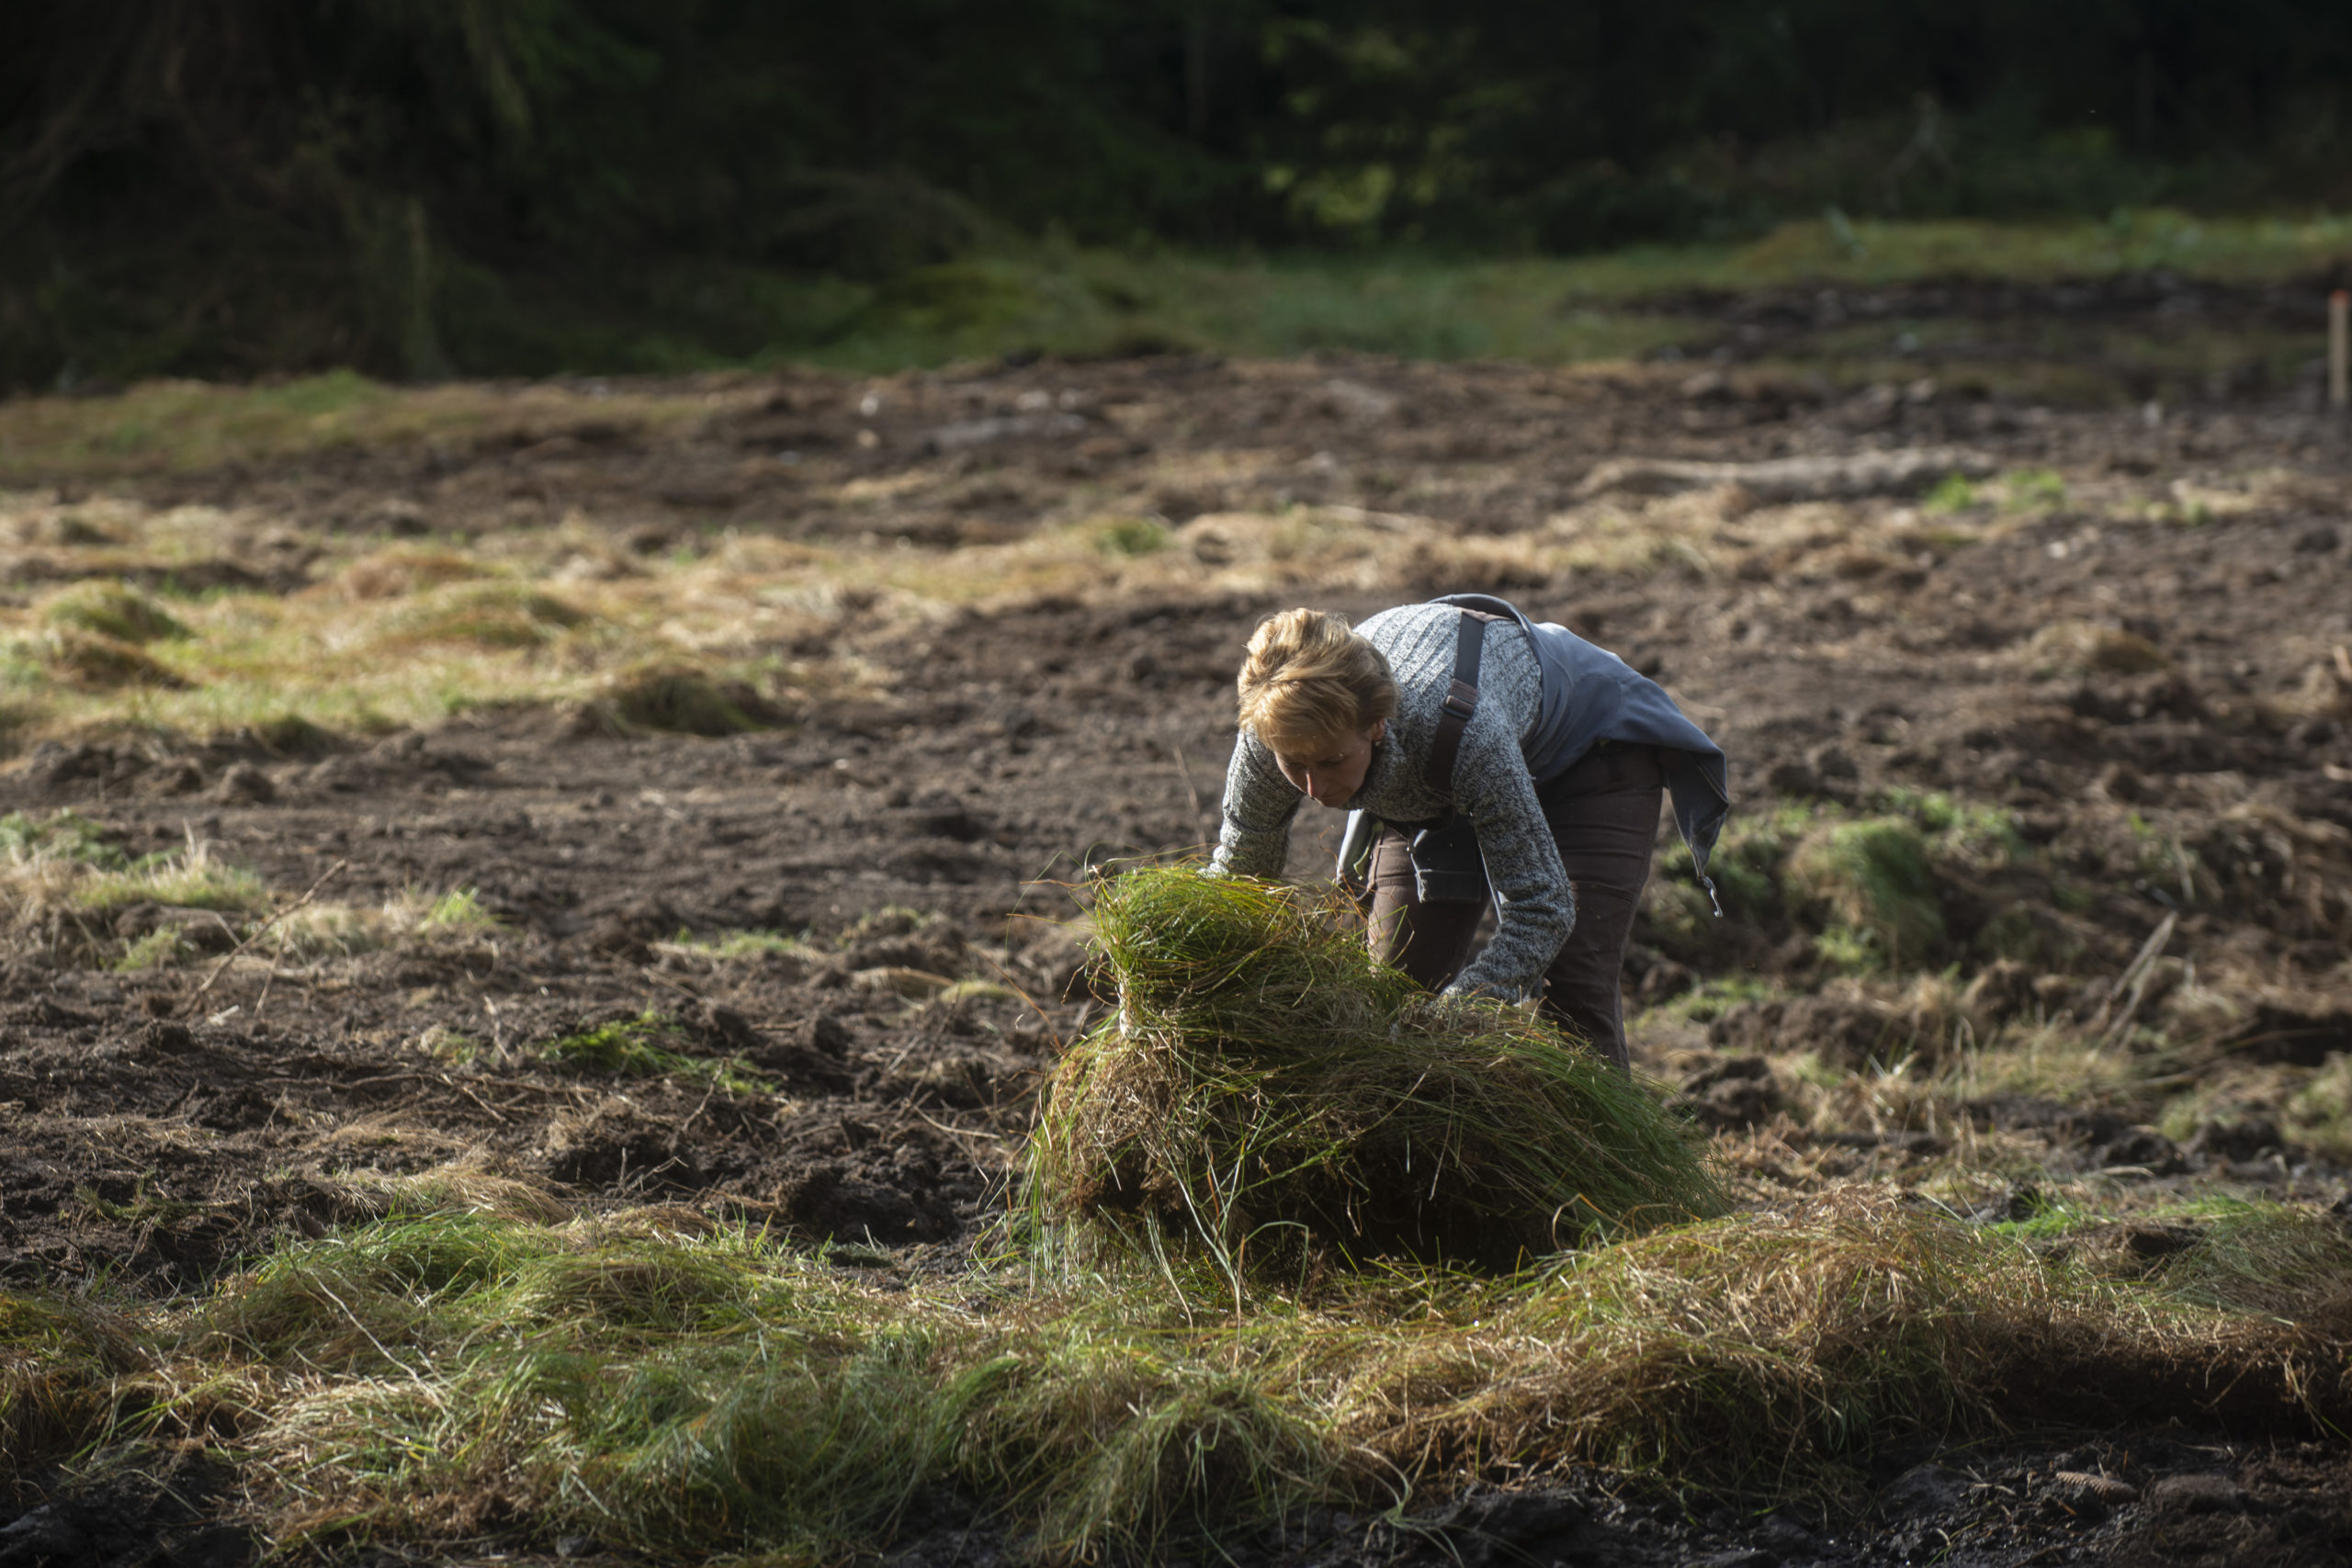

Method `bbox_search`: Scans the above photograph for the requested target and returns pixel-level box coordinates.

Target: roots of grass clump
[1027,871,1724,1269]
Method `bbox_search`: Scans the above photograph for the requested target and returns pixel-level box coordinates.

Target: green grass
[534,1010,778,1099]
[37,582,189,644]
[795,211,2352,374]
[1091,516,1174,558]
[1646,790,2030,976]
[1030,870,1725,1274]
[73,836,267,916]
[415,887,500,934]
[10,1189,2352,1562]
[667,928,821,961]
[0,809,125,870]
[7,211,2351,484]
[0,370,708,484]
[369,581,594,651]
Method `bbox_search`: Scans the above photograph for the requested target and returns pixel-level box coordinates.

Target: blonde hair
[1236,608,1397,754]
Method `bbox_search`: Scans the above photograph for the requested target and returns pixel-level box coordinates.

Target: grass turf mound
[1027,870,1724,1268]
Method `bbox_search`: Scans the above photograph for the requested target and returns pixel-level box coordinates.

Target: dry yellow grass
[2,415,2308,755]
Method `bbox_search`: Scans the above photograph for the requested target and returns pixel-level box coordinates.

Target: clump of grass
[111,928,194,971]
[1,808,124,869]
[2285,1056,2352,1163]
[2027,618,2168,676]
[596,664,780,736]
[2139,1199,2352,1319]
[1028,870,1724,1270]
[667,928,820,961]
[17,1185,2352,1562]
[37,581,188,643]
[327,546,491,601]
[74,831,267,916]
[534,1009,777,1098]
[1788,818,1945,971]
[0,1292,145,1479]
[1922,472,1982,513]
[369,581,592,650]
[1881,786,2025,872]
[23,626,187,689]
[2000,468,2068,513]
[3,818,263,960]
[842,905,939,943]
[1092,516,1172,558]
[418,887,498,933]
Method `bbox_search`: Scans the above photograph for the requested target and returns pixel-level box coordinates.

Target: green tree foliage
[6,0,2352,385]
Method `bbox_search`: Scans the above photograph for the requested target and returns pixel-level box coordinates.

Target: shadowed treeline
[6,0,2352,386]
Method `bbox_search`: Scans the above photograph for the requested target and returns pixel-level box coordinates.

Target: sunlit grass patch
[37,581,189,643]
[0,523,880,748]
[71,834,267,917]
[411,887,501,935]
[1944,1022,2166,1111]
[15,1185,2352,1561]
[367,580,594,651]
[0,464,2099,756]
[16,626,187,690]
[2285,1055,2352,1163]
[2,810,517,970]
[664,928,820,962]
[0,808,125,870]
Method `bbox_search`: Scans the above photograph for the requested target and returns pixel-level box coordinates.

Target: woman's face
[1272,720,1385,807]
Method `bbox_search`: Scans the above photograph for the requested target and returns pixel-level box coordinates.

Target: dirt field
[6,338,2352,1564]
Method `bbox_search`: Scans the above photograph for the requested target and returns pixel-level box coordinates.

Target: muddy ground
[6,332,2352,1564]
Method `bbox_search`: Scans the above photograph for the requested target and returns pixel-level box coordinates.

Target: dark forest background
[8,0,2352,389]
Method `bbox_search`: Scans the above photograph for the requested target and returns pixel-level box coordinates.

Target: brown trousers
[1366,743,1665,1071]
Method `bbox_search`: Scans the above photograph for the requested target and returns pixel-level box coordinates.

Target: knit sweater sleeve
[1207,730,1302,879]
[1443,705,1577,1001]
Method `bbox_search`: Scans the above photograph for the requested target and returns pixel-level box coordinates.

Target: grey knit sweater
[1211,604,1572,999]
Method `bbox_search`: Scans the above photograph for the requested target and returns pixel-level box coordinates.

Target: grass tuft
[417,887,500,934]
[328,546,492,601]
[2027,619,2169,676]
[13,1190,2352,1559]
[1788,818,1945,970]
[23,626,187,689]
[1028,870,1724,1270]
[534,1010,777,1098]
[38,582,189,644]
[369,581,592,650]
[597,664,782,736]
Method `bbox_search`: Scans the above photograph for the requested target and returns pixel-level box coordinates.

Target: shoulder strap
[1424,608,1504,804]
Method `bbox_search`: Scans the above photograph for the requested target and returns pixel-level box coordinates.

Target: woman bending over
[1210,593,1729,1070]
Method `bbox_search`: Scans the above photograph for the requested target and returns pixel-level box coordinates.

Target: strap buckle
[1441,681,1478,720]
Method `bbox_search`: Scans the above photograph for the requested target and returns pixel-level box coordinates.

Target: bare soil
[6,347,2352,1564]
